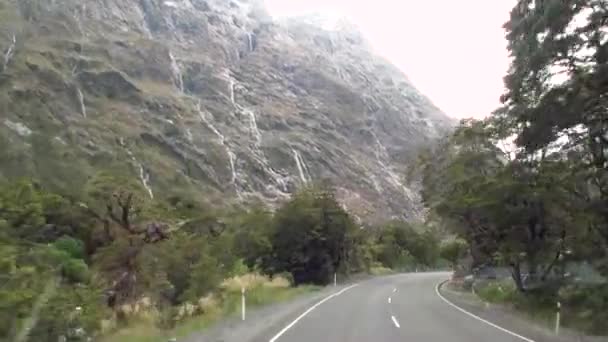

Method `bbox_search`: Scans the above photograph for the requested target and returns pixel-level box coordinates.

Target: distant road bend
[264,272,534,342]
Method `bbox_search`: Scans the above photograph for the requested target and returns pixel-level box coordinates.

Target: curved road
[264,272,529,342]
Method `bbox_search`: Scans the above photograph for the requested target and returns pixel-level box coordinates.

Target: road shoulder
[180,283,354,342]
[438,281,607,342]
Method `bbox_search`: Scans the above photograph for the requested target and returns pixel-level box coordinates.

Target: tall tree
[502,0,608,248]
[269,186,358,285]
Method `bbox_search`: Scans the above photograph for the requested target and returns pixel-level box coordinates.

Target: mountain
[0,0,454,223]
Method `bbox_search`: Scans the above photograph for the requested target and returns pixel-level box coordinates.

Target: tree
[268,187,358,285]
[232,205,274,269]
[502,0,608,251]
[440,239,468,269]
[84,172,171,306]
[419,120,580,290]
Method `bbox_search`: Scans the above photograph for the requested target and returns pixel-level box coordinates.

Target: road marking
[435,282,535,342]
[269,284,359,342]
[388,297,391,304]
[392,288,397,293]
[391,315,400,328]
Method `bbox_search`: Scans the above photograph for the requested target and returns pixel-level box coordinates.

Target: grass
[100,274,320,342]
[474,280,608,336]
[369,266,395,276]
[475,280,557,327]
[475,279,517,303]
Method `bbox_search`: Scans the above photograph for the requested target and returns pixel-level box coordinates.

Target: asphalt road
[265,272,529,342]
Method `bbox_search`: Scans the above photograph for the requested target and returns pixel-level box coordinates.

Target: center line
[388,297,391,304]
[391,315,400,328]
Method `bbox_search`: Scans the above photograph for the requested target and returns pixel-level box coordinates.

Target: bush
[62,259,91,284]
[370,266,394,276]
[54,236,85,259]
[268,188,358,285]
[439,238,467,268]
[560,284,608,335]
[476,280,517,303]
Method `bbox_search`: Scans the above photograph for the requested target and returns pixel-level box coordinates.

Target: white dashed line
[388,297,391,304]
[391,315,400,328]
[392,288,397,293]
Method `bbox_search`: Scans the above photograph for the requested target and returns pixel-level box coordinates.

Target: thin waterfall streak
[169,51,184,93]
[230,80,235,104]
[293,149,308,184]
[3,34,16,72]
[77,88,87,118]
[125,147,154,199]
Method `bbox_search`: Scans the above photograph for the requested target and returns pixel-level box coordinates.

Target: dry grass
[220,273,291,292]
[100,273,315,342]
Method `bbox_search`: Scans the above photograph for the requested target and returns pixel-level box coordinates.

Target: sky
[265,0,516,119]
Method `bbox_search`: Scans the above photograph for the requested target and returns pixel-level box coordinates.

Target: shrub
[62,259,91,284]
[54,236,85,259]
[476,280,517,303]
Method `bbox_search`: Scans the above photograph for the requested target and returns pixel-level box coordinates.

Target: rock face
[0,0,453,222]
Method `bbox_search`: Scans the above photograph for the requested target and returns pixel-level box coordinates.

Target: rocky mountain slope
[0,0,453,222]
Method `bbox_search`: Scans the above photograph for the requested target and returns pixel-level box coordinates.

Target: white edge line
[269,283,359,342]
[391,315,400,328]
[435,281,535,342]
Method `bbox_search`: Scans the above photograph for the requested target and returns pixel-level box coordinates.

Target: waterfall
[3,34,16,72]
[243,108,262,145]
[74,3,86,37]
[185,128,193,143]
[267,166,288,192]
[230,80,235,105]
[125,148,154,199]
[371,130,389,162]
[228,151,237,183]
[197,100,225,144]
[169,51,184,93]
[76,88,87,118]
[251,154,289,193]
[371,130,414,201]
[292,149,310,184]
[140,171,153,199]
[247,33,253,52]
[197,101,240,195]
[138,164,154,199]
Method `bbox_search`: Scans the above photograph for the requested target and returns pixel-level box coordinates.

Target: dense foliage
[0,177,443,341]
[418,0,607,334]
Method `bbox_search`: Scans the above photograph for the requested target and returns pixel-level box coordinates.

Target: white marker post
[241,287,246,321]
[334,273,337,287]
[555,301,561,335]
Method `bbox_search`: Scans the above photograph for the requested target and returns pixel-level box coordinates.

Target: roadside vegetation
[417,1,608,336]
[0,175,445,342]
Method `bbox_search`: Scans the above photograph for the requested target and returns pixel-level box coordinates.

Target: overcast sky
[265,0,516,119]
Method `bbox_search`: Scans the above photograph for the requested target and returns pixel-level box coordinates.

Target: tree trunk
[511,260,525,292]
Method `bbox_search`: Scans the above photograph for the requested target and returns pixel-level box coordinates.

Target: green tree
[440,239,468,269]
[375,221,440,270]
[502,0,608,252]
[268,187,358,285]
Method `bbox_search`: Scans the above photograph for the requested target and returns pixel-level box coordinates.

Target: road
[265,272,530,342]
